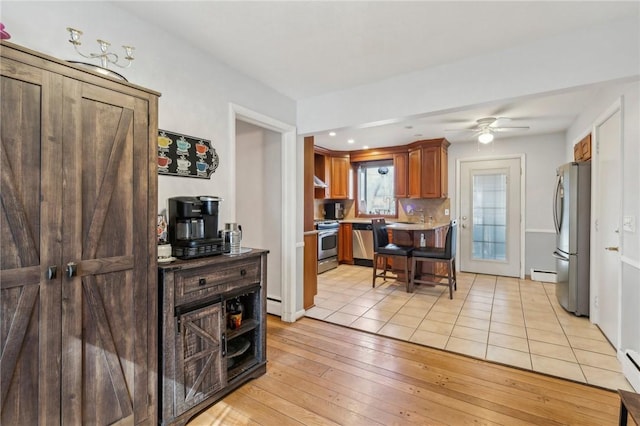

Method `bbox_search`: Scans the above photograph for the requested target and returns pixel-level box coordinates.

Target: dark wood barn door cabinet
[1,42,159,424]
[159,251,268,425]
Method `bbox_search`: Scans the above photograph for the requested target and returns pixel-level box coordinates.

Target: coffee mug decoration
[157,129,219,179]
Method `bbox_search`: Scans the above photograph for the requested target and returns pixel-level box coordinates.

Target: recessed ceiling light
[329,131,336,137]
[347,139,355,144]
[405,125,413,130]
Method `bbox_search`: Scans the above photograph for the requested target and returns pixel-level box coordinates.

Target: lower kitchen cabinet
[158,250,268,426]
[338,223,353,263]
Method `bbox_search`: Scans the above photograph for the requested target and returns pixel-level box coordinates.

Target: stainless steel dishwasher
[352,222,374,267]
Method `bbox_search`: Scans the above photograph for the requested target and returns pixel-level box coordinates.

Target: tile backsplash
[314,198,450,222]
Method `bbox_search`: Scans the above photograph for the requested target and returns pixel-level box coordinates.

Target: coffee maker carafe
[168,196,228,259]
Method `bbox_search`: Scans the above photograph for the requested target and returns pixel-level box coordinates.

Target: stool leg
[372,253,378,288]
[447,261,453,299]
[405,257,413,293]
[452,258,457,291]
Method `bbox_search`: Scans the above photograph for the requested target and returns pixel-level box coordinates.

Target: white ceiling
[115,1,638,150]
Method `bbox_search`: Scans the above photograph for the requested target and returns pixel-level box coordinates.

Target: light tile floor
[306,264,634,391]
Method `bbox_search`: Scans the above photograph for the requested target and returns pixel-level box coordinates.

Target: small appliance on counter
[324,201,344,220]
[219,222,244,255]
[168,196,229,259]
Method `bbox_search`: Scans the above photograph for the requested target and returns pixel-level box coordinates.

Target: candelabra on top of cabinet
[67,27,135,69]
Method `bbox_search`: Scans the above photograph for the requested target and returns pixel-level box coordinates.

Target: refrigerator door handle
[552,250,569,261]
[552,174,563,234]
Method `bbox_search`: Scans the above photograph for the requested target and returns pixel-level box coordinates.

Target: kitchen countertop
[338,218,449,230]
[387,222,449,231]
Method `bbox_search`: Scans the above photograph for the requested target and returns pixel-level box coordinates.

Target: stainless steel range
[316,220,339,274]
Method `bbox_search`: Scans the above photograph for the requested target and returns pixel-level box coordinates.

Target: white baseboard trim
[621,255,640,270]
[620,349,640,392]
[267,299,282,317]
[295,309,306,320]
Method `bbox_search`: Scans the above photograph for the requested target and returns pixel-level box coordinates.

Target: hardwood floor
[189,315,621,425]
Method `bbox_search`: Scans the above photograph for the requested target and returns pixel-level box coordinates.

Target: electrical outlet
[623,216,636,233]
[444,209,450,216]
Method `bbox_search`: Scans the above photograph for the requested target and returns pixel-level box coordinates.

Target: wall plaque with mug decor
[157,129,219,179]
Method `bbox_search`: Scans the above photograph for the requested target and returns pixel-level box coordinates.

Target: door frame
[589,97,623,335]
[228,103,298,322]
[456,154,526,279]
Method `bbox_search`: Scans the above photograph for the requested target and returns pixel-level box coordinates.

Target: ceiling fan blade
[492,126,530,132]
[444,128,479,132]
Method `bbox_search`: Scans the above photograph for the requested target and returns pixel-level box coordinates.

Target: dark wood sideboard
[158,249,268,425]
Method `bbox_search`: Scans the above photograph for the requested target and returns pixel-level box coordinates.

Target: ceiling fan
[445,117,530,143]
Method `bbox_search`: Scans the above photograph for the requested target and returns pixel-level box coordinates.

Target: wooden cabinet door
[420,146,442,198]
[1,58,63,425]
[60,80,154,424]
[330,156,350,199]
[174,302,225,416]
[440,147,448,198]
[338,223,353,263]
[408,148,421,198]
[393,152,408,198]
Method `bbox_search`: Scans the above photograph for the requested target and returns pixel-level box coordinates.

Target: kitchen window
[356,160,396,216]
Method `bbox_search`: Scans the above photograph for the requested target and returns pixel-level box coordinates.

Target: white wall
[2,1,297,225]
[297,17,640,135]
[566,81,640,370]
[448,133,566,274]
[235,121,283,303]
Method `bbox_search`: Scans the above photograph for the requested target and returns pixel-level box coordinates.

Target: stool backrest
[371,218,389,250]
[445,219,458,258]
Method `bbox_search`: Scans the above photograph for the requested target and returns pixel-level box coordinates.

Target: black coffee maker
[167,196,229,259]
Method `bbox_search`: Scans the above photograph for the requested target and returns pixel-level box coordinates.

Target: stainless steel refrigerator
[553,162,591,316]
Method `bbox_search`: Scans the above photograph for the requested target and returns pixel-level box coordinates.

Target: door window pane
[472,173,507,261]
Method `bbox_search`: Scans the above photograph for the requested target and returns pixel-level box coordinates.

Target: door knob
[605,246,619,252]
[462,216,467,220]
[66,262,78,278]
[461,224,467,229]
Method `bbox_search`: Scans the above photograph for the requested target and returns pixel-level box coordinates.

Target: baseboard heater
[622,350,640,392]
[530,269,557,283]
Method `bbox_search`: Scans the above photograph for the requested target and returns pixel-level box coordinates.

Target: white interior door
[594,108,622,347]
[459,157,522,277]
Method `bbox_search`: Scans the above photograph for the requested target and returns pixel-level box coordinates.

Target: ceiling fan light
[478,131,494,144]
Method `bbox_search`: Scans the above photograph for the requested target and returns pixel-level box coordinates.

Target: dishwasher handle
[352,223,373,231]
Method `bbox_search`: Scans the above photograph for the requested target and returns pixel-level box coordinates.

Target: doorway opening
[229,104,297,322]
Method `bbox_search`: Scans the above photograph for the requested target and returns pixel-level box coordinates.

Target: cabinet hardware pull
[240,269,246,276]
[221,333,226,357]
[47,266,57,280]
[605,246,619,252]
[199,278,206,286]
[66,262,77,278]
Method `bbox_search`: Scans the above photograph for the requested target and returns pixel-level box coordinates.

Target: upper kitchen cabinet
[0,42,159,425]
[393,152,409,198]
[407,138,450,199]
[314,148,351,199]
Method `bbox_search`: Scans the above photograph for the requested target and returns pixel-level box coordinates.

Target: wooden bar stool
[410,220,457,299]
[372,218,414,292]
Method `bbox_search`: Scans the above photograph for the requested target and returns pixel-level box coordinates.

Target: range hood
[314,176,328,188]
